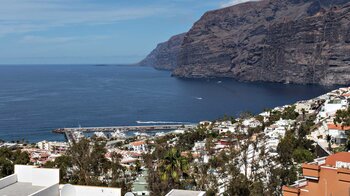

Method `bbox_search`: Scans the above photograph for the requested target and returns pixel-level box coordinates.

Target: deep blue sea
[0,65,338,142]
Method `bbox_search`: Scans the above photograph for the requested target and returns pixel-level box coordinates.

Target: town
[2,86,350,195]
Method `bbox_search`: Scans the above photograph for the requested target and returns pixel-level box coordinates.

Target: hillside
[137,33,185,70]
[139,0,350,85]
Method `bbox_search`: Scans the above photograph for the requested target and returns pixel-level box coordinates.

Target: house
[21,148,57,165]
[37,141,68,154]
[274,118,295,128]
[128,141,147,152]
[242,118,262,128]
[192,140,206,151]
[0,165,121,196]
[265,125,286,139]
[283,152,350,196]
[294,101,313,114]
[327,124,350,144]
[318,98,348,118]
[199,121,212,126]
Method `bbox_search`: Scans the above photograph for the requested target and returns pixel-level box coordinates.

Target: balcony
[338,168,350,183]
[302,163,320,179]
[282,186,300,196]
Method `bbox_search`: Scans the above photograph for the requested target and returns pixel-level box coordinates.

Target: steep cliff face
[140,0,350,85]
[173,0,350,85]
[137,33,185,70]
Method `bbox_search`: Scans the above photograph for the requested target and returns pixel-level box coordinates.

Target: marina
[53,124,197,143]
[53,124,196,133]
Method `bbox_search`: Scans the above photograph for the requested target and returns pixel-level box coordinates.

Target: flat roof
[166,189,206,196]
[0,182,44,196]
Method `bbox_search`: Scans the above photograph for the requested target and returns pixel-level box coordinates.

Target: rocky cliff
[137,33,185,70]
[141,0,350,85]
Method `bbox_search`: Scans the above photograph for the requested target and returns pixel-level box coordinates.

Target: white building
[295,101,313,114]
[242,118,262,128]
[0,165,121,196]
[128,141,147,152]
[192,140,206,151]
[327,124,350,144]
[319,99,348,118]
[37,141,68,153]
[262,118,296,157]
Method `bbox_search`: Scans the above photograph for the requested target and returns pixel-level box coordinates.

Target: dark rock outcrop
[137,33,185,70]
[141,0,350,85]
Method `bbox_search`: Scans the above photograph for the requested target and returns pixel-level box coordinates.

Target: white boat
[110,130,126,138]
[134,132,148,137]
[94,131,107,138]
[155,132,165,137]
[73,131,84,141]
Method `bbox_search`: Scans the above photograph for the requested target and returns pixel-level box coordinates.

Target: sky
[0,0,251,64]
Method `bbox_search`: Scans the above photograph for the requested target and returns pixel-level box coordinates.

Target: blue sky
[0,0,250,64]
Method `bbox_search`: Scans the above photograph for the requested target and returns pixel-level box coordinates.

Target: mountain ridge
[139,0,350,85]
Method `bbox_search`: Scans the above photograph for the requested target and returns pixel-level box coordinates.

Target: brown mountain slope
[137,33,185,70]
[141,0,350,85]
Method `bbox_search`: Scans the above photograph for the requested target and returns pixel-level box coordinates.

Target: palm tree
[158,148,189,185]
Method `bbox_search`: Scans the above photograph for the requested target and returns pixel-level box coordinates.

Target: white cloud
[219,0,258,8]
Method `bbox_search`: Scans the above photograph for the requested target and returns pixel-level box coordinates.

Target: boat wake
[136,121,189,124]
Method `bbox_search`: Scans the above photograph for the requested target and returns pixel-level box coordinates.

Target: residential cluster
[1,87,350,195]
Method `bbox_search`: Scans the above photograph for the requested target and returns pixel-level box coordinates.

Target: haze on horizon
[0,0,252,65]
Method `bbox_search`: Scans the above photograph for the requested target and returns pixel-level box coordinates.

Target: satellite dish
[125,192,135,196]
[61,184,76,196]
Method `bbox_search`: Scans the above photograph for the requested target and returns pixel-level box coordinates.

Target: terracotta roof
[130,141,145,146]
[327,124,350,131]
[325,152,350,166]
[342,93,350,97]
[121,158,138,164]
[181,151,190,157]
[181,151,201,158]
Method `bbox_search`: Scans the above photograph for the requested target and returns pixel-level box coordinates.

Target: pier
[53,124,197,134]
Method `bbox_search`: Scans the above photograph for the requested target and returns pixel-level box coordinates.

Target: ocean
[0,64,337,142]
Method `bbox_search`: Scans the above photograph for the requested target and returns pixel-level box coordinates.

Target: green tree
[292,148,314,163]
[0,148,30,178]
[225,174,250,196]
[67,138,110,186]
[158,148,189,192]
[334,107,350,126]
[109,152,130,193]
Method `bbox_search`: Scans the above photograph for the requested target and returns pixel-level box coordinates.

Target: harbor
[53,124,196,133]
[53,124,197,143]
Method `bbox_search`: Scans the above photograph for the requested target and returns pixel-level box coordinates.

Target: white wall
[0,174,17,189]
[60,185,122,196]
[14,165,59,187]
[32,167,59,187]
[15,165,35,183]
